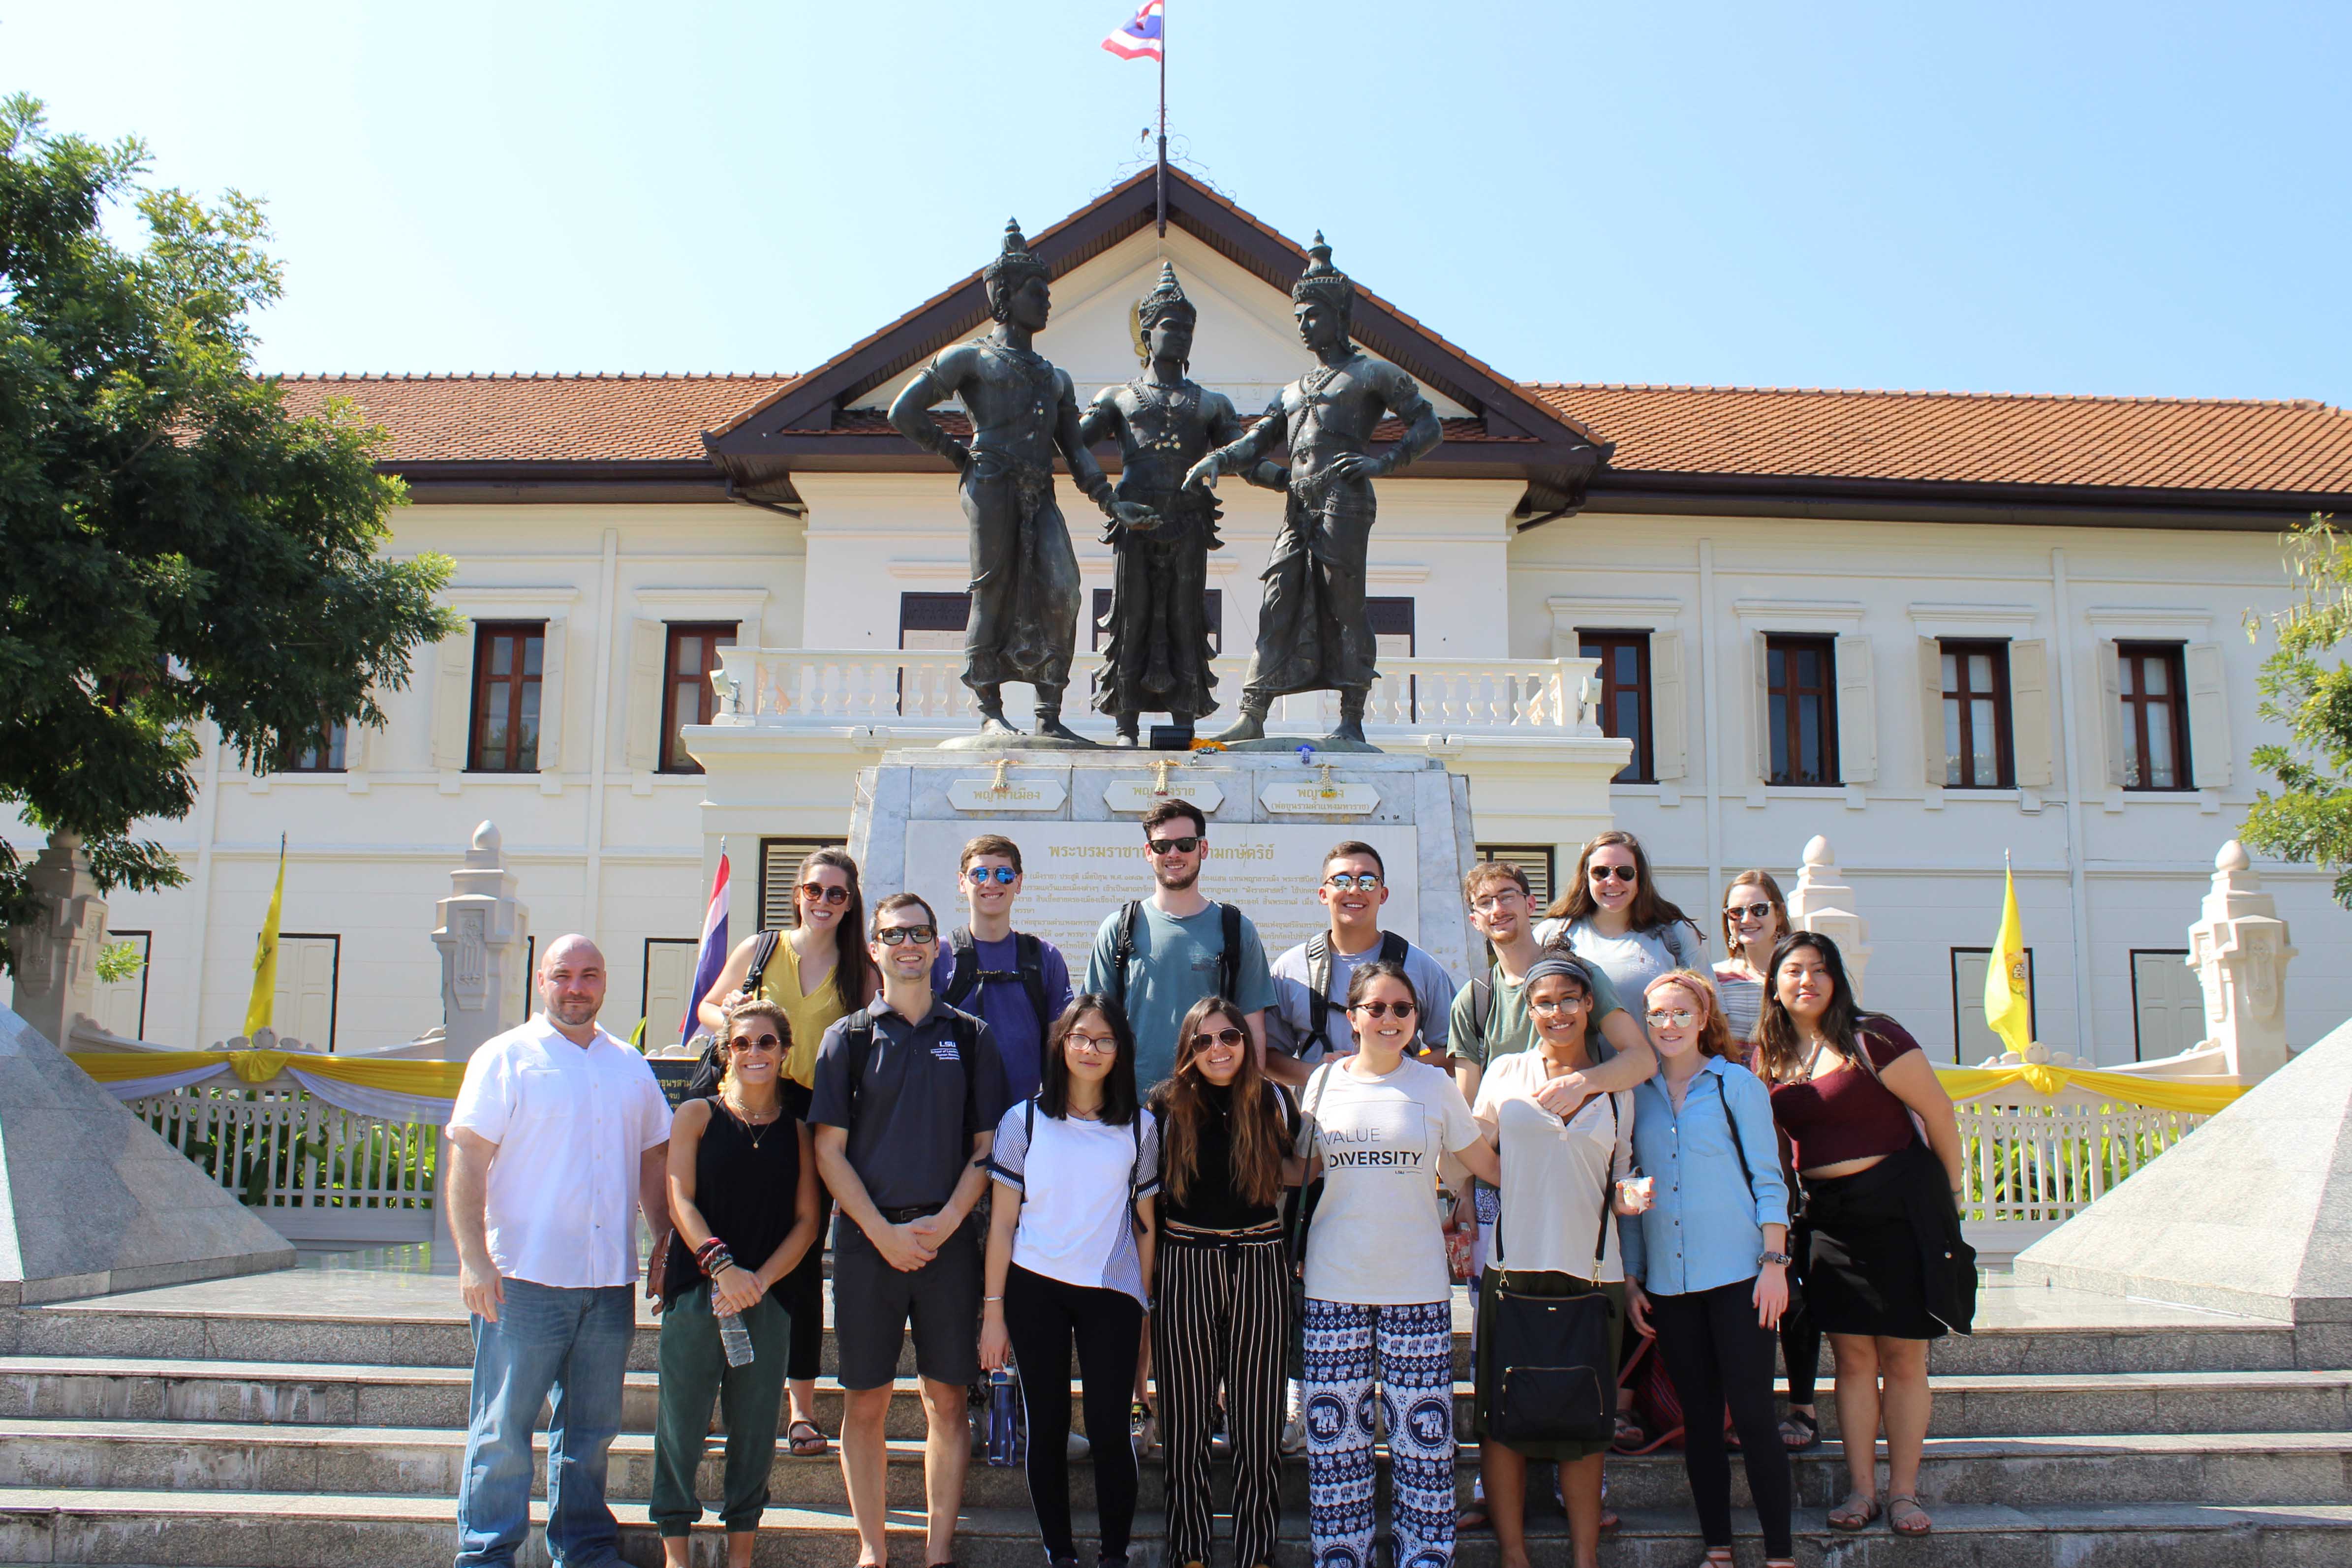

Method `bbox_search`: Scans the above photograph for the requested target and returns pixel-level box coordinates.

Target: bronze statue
[1078,264,1249,745]
[889,220,1157,743]
[1183,234,1441,747]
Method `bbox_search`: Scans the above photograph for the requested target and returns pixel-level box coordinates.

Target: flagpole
[1155,0,1168,240]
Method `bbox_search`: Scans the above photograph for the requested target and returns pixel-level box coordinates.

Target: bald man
[446,935,673,1568]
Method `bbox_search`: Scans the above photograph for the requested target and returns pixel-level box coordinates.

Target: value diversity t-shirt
[1295,1056,1483,1306]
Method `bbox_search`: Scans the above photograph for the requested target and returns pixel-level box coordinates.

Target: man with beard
[446,935,674,1568]
[1083,798,1275,1090]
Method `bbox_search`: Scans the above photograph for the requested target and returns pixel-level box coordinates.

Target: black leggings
[781,1182,833,1384]
[1005,1263,1145,1563]
[1647,1277,1794,1559]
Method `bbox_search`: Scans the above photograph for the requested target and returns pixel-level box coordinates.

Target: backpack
[840,1007,981,1132]
[945,927,1052,1034]
[739,930,783,997]
[1301,930,1411,1060]
[1108,899,1242,1007]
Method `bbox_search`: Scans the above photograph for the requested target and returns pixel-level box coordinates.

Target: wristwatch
[1758,1251,1795,1267]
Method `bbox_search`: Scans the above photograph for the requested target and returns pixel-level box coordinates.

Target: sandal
[1889,1493,1932,1535]
[786,1419,829,1458]
[1702,1551,1734,1567]
[1599,1507,1618,1533]
[1827,1491,1882,1532]
[1778,1409,1820,1450]
[1610,1412,1648,1453]
[1455,1508,1489,1532]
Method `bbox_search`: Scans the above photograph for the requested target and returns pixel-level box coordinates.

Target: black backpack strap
[1014,932,1051,1034]
[1303,932,1333,1059]
[1110,901,1141,1008]
[944,927,980,1006]
[1468,975,1493,1049]
[843,1015,877,1126]
[740,929,782,997]
[1379,930,1410,966]
[1217,903,1242,1002]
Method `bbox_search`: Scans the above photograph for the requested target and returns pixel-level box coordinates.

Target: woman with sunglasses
[981,995,1160,1568]
[1757,933,1968,1538]
[1620,971,1794,1568]
[1537,830,1706,1002]
[693,846,878,1457]
[652,998,822,1568]
[1296,959,1499,1568]
[1466,954,1632,1568]
[1149,996,1300,1568]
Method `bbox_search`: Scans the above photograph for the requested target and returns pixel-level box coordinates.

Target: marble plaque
[1104,779,1226,814]
[1261,779,1381,815]
[946,775,1068,812]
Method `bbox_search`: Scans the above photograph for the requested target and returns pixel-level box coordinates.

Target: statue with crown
[890,220,1159,746]
[1182,234,1442,749]
[1078,263,1252,745]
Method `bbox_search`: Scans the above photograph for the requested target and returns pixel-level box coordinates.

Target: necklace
[1299,357,1350,399]
[721,1093,783,1148]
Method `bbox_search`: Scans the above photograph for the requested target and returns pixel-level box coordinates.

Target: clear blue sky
[10,1,2349,404]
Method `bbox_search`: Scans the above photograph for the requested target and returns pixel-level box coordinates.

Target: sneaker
[1130,1400,1158,1459]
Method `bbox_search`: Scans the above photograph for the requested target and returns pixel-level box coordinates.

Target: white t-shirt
[1296,1057,1483,1305]
[446,1015,674,1290]
[1471,1051,1634,1282]
[989,1101,1160,1305]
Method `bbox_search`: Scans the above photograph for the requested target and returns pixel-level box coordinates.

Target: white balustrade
[127,1084,439,1244]
[1947,1080,2208,1262]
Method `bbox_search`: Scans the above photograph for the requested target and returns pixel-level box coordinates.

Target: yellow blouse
[757,935,859,1089]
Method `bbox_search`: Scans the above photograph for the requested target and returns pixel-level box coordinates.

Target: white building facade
[27,170,2352,1066]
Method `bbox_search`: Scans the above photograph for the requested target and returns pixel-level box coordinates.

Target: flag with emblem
[1983,854,2033,1058]
[1102,0,1163,61]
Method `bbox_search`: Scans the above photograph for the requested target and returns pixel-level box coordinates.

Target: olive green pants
[650,1284,791,1536]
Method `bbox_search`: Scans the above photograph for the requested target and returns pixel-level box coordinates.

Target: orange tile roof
[276,373,795,464]
[1532,383,2352,495]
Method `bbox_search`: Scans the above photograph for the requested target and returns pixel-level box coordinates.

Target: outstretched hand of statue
[1182,453,1222,493]
[1107,498,1161,533]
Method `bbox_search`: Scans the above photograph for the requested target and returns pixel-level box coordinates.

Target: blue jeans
[454,1278,636,1568]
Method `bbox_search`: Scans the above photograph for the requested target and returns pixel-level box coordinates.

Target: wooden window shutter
[1834,634,1875,784]
[623,619,666,772]
[2010,639,2054,788]
[2093,640,2127,789]
[537,617,568,775]
[1917,637,1948,788]
[2186,642,2230,789]
[1649,630,1687,781]
[1750,630,1773,784]
[429,626,474,770]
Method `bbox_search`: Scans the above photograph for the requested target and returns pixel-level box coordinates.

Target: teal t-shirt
[1084,902,1276,1089]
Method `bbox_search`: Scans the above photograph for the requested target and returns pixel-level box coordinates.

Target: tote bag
[1487,1096,1619,1447]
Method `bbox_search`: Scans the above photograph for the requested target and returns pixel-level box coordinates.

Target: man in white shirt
[446,935,673,1568]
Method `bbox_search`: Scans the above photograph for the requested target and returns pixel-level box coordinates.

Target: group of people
[443,806,1974,1568]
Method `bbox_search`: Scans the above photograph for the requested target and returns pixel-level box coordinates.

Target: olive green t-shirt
[1446,958,1627,1069]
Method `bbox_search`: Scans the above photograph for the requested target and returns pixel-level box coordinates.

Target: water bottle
[986,1366,1022,1466]
[717,1309,754,1368]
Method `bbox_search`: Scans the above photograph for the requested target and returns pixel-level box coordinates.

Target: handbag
[1486,1096,1620,1447]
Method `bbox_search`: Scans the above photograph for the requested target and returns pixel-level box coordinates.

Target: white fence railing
[712,648,1601,737]
[130,1084,439,1244]
[1950,1083,2208,1261]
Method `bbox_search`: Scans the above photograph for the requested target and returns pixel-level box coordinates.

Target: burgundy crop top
[1767,1019,1922,1171]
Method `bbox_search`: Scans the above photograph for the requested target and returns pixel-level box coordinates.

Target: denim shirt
[1618,1057,1791,1296]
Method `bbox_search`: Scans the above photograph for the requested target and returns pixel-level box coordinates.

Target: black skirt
[1799,1155,1947,1341]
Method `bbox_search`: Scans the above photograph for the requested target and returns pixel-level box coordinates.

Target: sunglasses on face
[1065,1030,1119,1055]
[800,883,850,906]
[1351,999,1417,1019]
[966,865,1019,885]
[873,925,936,947]
[1726,902,1774,921]
[1324,872,1384,891]
[1646,1007,1698,1027]
[1190,1026,1246,1050]
[1589,864,1638,883]
[1528,994,1588,1015]
[727,1033,783,1053]
[1146,835,1203,855]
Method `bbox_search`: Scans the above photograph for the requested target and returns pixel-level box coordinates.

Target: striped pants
[1301,1298,1456,1568]
[1152,1229,1288,1568]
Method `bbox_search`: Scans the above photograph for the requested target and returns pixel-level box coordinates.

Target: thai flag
[1102,0,1163,61]
[680,849,730,1047]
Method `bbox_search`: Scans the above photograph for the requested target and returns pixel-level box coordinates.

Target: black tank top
[661,1095,802,1308]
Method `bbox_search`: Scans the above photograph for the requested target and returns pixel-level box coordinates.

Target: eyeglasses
[1065,1030,1119,1054]
[1528,994,1588,1015]
[1190,1026,1246,1050]
[1471,890,1525,913]
[873,925,936,946]
[1726,902,1774,921]
[966,865,1019,885]
[1645,1007,1697,1027]
[1324,872,1384,891]
[727,1033,783,1053]
[799,883,850,906]
[1146,835,1203,855]
[1350,1000,1417,1019]
[1589,864,1638,883]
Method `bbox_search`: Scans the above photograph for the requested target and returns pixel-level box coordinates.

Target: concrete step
[7,1355,2348,1442]
[4,1417,2350,1512]
[3,1489,2351,1568]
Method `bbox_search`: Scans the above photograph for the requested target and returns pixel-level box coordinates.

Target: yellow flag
[1983,857,2033,1058]
[243,835,287,1038]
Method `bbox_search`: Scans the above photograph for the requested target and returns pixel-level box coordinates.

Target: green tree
[0,97,455,973]
[2243,513,2352,907]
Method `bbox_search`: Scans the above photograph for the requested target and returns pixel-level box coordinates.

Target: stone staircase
[2,1273,2350,1566]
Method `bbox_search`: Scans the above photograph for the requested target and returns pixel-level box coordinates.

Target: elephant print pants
[1300,1297,1456,1568]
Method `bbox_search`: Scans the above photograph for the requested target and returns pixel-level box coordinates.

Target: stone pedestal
[428,822,531,1063]
[4,832,108,1048]
[847,750,1480,982]
[1785,833,1873,1002]
[0,1006,294,1304]
[2188,840,2297,1083]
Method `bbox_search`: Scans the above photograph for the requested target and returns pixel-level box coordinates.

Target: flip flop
[1826,1492,1882,1532]
[787,1419,830,1458]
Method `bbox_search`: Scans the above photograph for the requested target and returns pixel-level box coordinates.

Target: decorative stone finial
[2217,839,2251,874]
[472,821,501,854]
[1802,834,1833,868]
